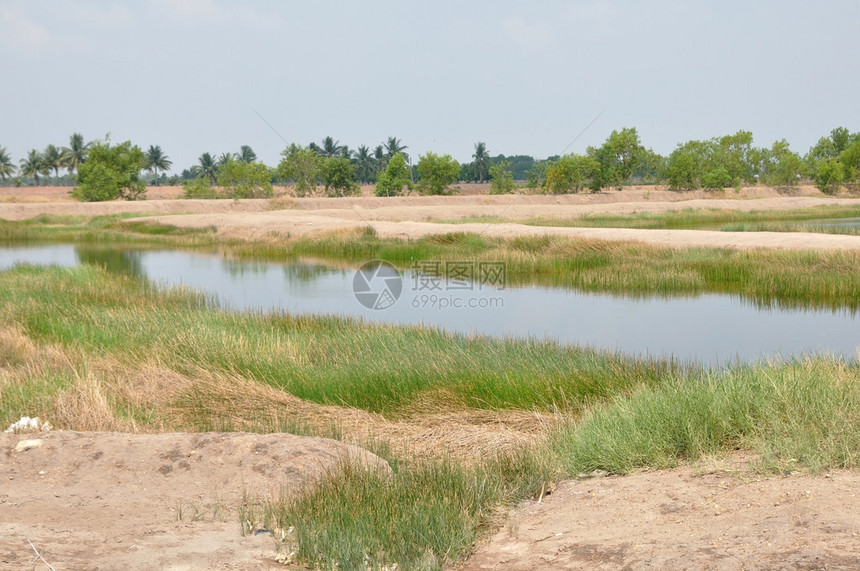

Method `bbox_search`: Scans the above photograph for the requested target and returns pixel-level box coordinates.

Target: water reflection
[76,246,144,278]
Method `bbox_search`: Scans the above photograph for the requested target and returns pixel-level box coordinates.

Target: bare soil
[1,430,388,570]
[464,462,860,570]
[4,185,859,250]
[3,185,860,568]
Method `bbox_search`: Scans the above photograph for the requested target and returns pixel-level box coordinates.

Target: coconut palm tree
[238,145,257,163]
[0,146,15,180]
[145,145,172,185]
[374,144,386,174]
[319,136,343,158]
[196,152,218,184]
[473,141,490,183]
[217,153,236,168]
[43,144,63,183]
[383,136,408,162]
[19,149,49,186]
[355,145,373,184]
[61,132,92,178]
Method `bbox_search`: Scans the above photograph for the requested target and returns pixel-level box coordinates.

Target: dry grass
[0,324,550,462]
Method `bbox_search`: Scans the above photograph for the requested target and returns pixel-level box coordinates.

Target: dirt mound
[463,465,860,570]
[0,430,388,569]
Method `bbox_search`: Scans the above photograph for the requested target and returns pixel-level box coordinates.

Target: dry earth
[1,430,388,570]
[5,185,859,250]
[464,463,860,570]
[2,185,860,569]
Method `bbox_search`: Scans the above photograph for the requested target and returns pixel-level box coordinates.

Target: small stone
[14,439,42,452]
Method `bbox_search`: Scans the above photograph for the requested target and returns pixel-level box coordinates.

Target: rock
[14,439,43,452]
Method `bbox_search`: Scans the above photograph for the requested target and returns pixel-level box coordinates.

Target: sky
[1,0,858,173]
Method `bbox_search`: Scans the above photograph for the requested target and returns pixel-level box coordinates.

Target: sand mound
[0,430,388,569]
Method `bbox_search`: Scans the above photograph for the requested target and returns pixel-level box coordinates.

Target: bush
[489,161,516,194]
[375,153,411,196]
[321,156,359,197]
[543,154,599,194]
[182,177,219,199]
[217,160,273,199]
[72,141,147,202]
[416,152,460,195]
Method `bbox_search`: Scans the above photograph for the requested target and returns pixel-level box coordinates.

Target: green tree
[375,152,411,196]
[488,160,516,194]
[217,153,236,168]
[526,161,550,189]
[839,140,860,183]
[19,149,49,186]
[145,145,172,185]
[811,158,844,195]
[238,145,257,163]
[355,145,374,184]
[195,152,219,184]
[587,127,647,190]
[72,141,147,201]
[217,159,273,198]
[277,143,322,197]
[472,141,490,183]
[373,145,386,174]
[317,136,343,158]
[321,156,359,197]
[760,140,802,187]
[43,144,63,183]
[61,132,92,177]
[383,136,409,161]
[0,146,15,180]
[544,154,600,194]
[416,152,460,195]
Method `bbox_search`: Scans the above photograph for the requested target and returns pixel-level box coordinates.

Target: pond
[1,244,858,366]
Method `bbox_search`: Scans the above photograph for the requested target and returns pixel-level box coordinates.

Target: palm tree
[196,152,218,184]
[355,145,373,184]
[373,145,386,174]
[0,146,15,180]
[238,145,257,163]
[473,141,490,183]
[217,152,236,167]
[43,144,63,183]
[19,149,49,186]
[145,145,172,185]
[319,136,343,158]
[61,132,92,178]
[383,136,408,162]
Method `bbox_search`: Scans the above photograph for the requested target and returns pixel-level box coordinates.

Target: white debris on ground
[4,416,53,434]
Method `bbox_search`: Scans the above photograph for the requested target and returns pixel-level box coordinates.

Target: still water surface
[1,244,857,365]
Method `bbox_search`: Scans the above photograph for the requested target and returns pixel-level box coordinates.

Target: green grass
[260,453,553,570]
[0,264,671,416]
[720,221,860,235]
[0,213,216,245]
[554,358,860,475]
[247,229,860,312]
[442,204,860,232]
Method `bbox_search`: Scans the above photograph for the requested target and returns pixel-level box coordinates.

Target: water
[1,244,858,365]
[807,217,860,230]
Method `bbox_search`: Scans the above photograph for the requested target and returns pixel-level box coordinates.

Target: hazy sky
[1,1,858,173]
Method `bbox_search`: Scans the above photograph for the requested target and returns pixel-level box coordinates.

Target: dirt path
[465,466,860,570]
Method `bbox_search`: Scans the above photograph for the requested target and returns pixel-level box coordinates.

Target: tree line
[1,127,858,200]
